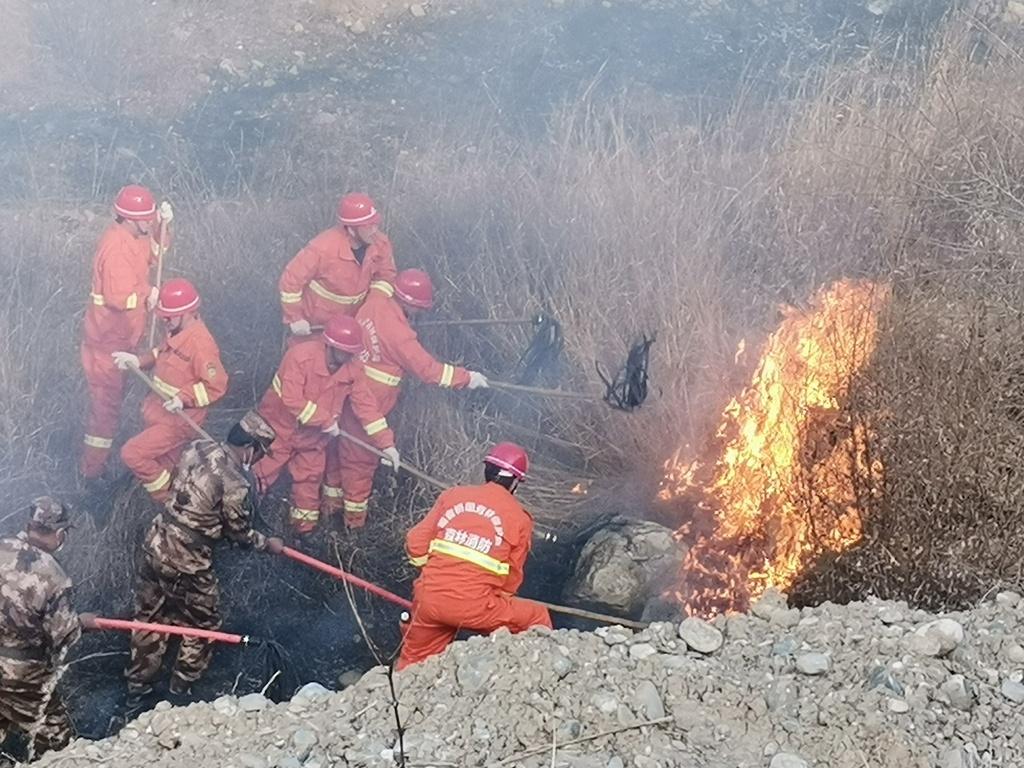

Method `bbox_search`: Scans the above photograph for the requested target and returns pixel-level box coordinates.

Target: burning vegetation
[660,280,889,617]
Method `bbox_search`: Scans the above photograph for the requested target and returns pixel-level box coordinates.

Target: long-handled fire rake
[277,545,648,630]
[336,428,559,543]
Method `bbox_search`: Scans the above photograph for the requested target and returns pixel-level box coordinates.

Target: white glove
[381,446,400,473]
[147,286,160,311]
[159,200,174,223]
[289,319,312,336]
[163,395,184,413]
[467,371,489,390]
[322,422,341,437]
[111,351,140,371]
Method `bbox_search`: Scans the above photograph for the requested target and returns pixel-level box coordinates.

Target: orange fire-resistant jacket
[139,319,228,419]
[82,223,167,351]
[356,283,471,414]
[278,228,397,327]
[259,339,393,446]
[405,482,535,596]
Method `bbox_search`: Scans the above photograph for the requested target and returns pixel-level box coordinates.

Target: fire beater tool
[278,545,648,630]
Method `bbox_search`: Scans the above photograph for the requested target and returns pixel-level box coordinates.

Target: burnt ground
[0,0,958,755]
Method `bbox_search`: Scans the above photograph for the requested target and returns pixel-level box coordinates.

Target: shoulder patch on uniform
[206,363,218,379]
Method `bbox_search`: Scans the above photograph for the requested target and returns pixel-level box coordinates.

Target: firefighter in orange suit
[397,443,553,670]
[322,268,489,528]
[254,315,398,535]
[80,185,173,479]
[278,193,397,341]
[114,279,228,501]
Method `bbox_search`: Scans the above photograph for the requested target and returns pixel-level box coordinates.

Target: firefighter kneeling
[397,442,552,670]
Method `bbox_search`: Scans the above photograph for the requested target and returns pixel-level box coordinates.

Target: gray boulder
[564,518,687,614]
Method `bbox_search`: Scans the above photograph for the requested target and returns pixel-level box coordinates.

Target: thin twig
[498,716,673,764]
[260,669,282,696]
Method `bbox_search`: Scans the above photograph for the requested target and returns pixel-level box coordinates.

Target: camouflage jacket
[144,439,268,575]
[0,534,80,666]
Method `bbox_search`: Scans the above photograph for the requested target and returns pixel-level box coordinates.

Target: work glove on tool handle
[163,395,184,413]
[322,422,341,438]
[158,200,174,224]
[289,319,312,336]
[467,371,489,390]
[112,351,140,371]
[146,286,160,311]
[79,612,99,631]
[381,446,401,473]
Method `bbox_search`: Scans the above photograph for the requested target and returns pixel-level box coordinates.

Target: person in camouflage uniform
[0,497,86,757]
[125,410,284,702]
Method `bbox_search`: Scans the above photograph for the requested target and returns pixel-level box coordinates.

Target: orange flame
[659,279,889,617]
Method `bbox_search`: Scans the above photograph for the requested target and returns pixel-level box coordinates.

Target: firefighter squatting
[0,186,551,757]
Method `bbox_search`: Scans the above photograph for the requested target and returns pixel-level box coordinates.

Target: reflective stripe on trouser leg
[289,506,320,524]
[121,418,193,498]
[331,427,379,509]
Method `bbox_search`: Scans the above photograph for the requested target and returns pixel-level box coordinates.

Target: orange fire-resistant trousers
[121,398,207,500]
[80,344,126,478]
[397,582,553,670]
[322,405,380,525]
[254,411,328,526]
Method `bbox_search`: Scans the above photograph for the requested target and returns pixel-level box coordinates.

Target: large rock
[564,518,687,615]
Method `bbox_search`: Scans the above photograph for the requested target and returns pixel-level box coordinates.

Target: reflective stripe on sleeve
[143,470,172,493]
[280,290,303,304]
[89,293,105,306]
[364,417,389,436]
[370,280,394,297]
[439,364,455,388]
[427,539,510,575]
[193,382,210,408]
[408,554,428,567]
[125,292,139,310]
[297,401,318,425]
[363,365,402,387]
[272,374,282,396]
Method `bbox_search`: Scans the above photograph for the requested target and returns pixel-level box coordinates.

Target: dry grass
[1,11,1023,615]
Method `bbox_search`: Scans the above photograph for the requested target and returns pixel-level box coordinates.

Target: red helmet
[394,269,434,309]
[156,278,201,318]
[484,442,529,480]
[114,184,157,221]
[323,314,364,354]
[337,193,380,227]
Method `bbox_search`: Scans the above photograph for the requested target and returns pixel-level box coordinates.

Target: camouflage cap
[237,410,276,446]
[28,496,72,532]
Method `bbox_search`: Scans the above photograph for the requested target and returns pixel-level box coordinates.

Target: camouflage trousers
[0,659,72,756]
[125,554,220,692]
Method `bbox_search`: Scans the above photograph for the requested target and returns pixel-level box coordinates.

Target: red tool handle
[280,547,413,610]
[93,617,247,645]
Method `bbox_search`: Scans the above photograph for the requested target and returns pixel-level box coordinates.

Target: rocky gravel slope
[36,589,1024,767]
